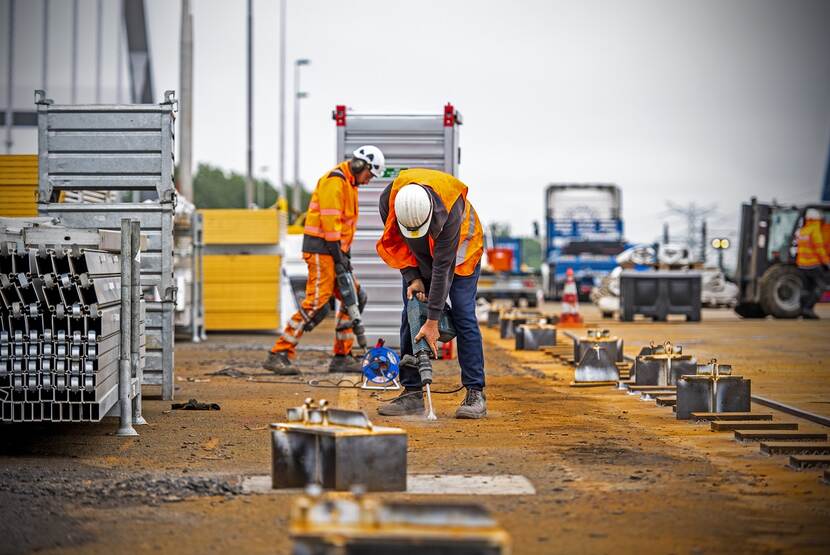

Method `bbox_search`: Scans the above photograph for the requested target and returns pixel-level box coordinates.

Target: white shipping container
[335,104,462,348]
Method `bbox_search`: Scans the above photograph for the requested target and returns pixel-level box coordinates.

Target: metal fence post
[117,219,138,436]
[191,213,204,342]
[130,219,145,424]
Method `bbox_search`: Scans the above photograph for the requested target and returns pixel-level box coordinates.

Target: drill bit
[417,351,438,421]
[424,383,437,420]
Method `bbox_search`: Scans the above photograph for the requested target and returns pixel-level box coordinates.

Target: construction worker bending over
[375,169,487,419]
[263,146,385,374]
[795,208,829,319]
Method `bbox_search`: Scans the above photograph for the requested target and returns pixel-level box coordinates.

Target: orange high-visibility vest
[303,161,359,252]
[795,219,830,268]
[376,169,484,276]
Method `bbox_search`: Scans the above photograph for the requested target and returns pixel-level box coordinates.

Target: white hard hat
[353,145,385,178]
[805,208,822,220]
[394,184,433,239]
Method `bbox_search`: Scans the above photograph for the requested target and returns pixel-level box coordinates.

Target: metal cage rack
[35,90,177,399]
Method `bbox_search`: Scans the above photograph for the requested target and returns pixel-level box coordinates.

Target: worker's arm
[317,177,347,267]
[425,197,464,320]
[414,196,462,357]
[379,184,419,282]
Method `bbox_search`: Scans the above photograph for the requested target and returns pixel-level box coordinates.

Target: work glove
[325,241,350,272]
[335,258,352,275]
[399,354,419,372]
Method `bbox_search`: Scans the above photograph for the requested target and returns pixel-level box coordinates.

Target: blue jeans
[399,264,485,390]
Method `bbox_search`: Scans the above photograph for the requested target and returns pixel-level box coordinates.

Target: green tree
[190,163,310,215]
[192,163,262,208]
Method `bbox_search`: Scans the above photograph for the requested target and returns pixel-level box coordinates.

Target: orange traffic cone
[558,268,583,327]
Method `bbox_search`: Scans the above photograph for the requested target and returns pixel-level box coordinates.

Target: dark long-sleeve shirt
[379,184,464,320]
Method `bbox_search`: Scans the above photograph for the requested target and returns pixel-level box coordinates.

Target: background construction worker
[795,207,830,319]
[263,146,385,374]
[375,169,486,419]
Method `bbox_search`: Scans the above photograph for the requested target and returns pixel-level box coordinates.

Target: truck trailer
[477,236,543,308]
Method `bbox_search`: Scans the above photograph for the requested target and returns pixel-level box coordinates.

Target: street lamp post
[278,0,286,206]
[292,58,310,216]
[245,0,254,209]
[257,165,269,207]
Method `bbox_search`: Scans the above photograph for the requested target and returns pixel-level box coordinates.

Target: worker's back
[796,218,830,268]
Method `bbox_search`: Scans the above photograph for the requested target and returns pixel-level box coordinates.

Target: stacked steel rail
[0,218,143,427]
[36,90,177,399]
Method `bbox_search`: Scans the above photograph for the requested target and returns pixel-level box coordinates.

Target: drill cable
[244,376,363,388]
[373,384,465,403]
[243,375,464,398]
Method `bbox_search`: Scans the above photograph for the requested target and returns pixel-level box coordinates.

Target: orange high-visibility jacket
[795,219,830,268]
[303,161,359,253]
[376,168,484,276]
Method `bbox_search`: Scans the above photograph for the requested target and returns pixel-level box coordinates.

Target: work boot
[455,388,487,419]
[377,389,425,416]
[262,351,297,375]
[802,310,820,320]
[328,354,362,373]
[399,354,418,369]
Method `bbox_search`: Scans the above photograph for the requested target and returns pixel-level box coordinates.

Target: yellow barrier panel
[204,283,280,312]
[203,254,280,282]
[205,311,280,331]
[0,154,38,217]
[203,255,281,330]
[200,208,279,245]
[201,208,282,331]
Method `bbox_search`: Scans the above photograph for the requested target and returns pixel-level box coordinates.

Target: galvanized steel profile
[0,218,144,424]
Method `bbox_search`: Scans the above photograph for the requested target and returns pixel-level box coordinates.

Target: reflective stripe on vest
[303,163,358,250]
[796,220,830,268]
[455,203,477,266]
[377,169,483,277]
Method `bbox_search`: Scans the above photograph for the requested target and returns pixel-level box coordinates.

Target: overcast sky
[3,0,830,249]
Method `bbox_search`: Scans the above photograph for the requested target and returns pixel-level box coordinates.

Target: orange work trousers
[271,252,359,357]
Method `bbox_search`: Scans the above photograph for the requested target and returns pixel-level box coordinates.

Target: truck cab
[543,184,627,299]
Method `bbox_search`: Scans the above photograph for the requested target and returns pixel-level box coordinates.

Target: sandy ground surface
[569,304,830,419]
[1,305,829,554]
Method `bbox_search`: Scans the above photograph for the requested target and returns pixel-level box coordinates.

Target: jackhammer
[334,264,368,352]
[405,298,456,420]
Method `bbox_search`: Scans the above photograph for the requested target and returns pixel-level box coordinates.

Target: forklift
[734,198,830,318]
